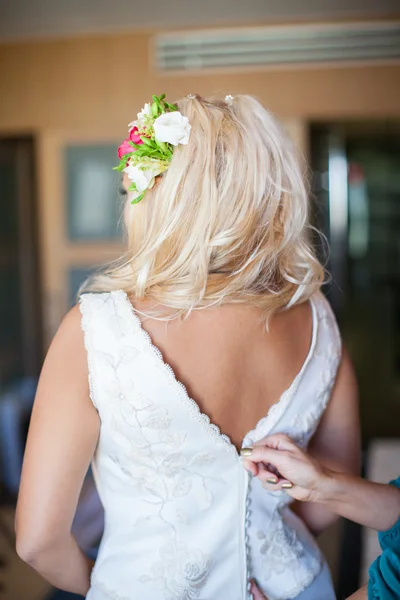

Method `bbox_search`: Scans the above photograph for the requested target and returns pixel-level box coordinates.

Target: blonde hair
[82,94,324,320]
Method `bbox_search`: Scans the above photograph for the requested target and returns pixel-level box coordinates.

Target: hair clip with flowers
[115,94,191,204]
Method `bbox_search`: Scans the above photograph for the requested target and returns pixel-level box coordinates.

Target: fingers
[242,459,258,477]
[261,477,294,493]
[241,446,287,467]
[250,580,268,600]
[242,458,294,493]
[256,433,298,451]
[241,435,304,494]
[257,462,293,491]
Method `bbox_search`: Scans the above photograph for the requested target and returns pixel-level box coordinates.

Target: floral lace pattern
[139,540,212,600]
[109,382,218,596]
[81,292,223,599]
[80,290,340,600]
[257,503,321,579]
[256,503,323,600]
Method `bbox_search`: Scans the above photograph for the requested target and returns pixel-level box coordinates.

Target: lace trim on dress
[91,573,131,600]
[275,557,323,600]
[116,290,237,454]
[79,294,100,410]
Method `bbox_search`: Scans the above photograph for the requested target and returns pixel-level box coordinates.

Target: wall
[1,30,400,133]
[0,27,399,340]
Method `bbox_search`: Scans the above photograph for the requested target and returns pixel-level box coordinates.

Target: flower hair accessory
[116,94,191,204]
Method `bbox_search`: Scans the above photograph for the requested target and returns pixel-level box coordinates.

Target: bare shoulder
[51,304,84,350]
[58,303,83,333]
[40,304,88,393]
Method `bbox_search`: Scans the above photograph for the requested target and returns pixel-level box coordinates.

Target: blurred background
[0,1,399,599]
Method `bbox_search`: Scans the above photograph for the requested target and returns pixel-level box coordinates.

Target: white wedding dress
[80,289,341,600]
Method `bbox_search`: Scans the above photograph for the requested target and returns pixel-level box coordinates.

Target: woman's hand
[250,580,268,599]
[242,434,400,532]
[241,433,330,502]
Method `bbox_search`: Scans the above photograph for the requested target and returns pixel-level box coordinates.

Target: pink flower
[129,126,143,144]
[118,139,133,159]
[117,126,144,159]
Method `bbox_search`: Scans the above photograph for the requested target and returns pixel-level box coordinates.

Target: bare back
[134,298,313,450]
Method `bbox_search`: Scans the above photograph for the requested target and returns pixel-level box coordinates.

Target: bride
[16,94,360,600]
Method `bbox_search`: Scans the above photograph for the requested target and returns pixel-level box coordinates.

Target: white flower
[124,159,166,193]
[128,103,152,130]
[124,164,154,193]
[154,111,191,146]
[136,103,152,126]
[138,102,152,120]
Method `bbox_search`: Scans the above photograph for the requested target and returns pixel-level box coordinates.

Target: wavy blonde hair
[82,94,324,320]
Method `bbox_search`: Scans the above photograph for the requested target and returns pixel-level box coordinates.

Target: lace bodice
[80,290,341,600]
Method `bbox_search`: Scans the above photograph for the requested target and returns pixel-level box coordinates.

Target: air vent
[155,22,400,72]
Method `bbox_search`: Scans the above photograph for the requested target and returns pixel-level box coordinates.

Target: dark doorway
[0,138,43,386]
[310,121,400,598]
[310,121,400,440]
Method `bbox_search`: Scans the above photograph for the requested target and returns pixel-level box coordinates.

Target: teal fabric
[368,477,400,599]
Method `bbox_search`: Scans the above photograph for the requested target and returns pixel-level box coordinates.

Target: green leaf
[141,137,157,148]
[152,95,165,114]
[163,101,177,112]
[129,141,143,151]
[151,101,159,118]
[113,154,130,171]
[131,192,145,204]
[155,140,170,155]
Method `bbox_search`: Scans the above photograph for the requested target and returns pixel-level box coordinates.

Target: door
[0,138,43,385]
[310,122,400,439]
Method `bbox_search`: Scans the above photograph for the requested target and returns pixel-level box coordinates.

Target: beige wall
[1,30,400,132]
[0,27,399,340]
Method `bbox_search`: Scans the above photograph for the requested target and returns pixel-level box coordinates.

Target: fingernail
[282,482,293,489]
[240,447,253,457]
[267,477,278,484]
[263,482,278,490]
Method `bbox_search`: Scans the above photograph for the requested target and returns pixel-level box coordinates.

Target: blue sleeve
[368,551,400,599]
[368,477,400,599]
[378,478,400,552]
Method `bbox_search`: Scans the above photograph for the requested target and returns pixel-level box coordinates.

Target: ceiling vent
[155,21,400,72]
